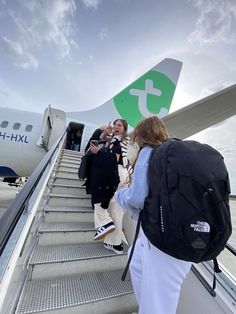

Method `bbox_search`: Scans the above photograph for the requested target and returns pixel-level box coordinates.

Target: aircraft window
[25,125,33,132]
[0,120,9,128]
[13,122,21,130]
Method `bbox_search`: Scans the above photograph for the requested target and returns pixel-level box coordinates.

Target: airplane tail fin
[68,58,182,128]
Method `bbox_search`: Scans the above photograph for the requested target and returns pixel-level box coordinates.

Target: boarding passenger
[115,116,191,314]
[71,129,82,151]
[83,126,106,193]
[90,119,129,254]
[84,126,106,153]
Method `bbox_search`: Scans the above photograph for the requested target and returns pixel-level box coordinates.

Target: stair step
[51,183,88,197]
[61,153,83,160]
[56,170,80,179]
[48,193,91,207]
[30,242,128,279]
[44,206,94,222]
[62,149,83,155]
[54,176,85,186]
[38,221,95,244]
[59,160,81,167]
[39,221,94,232]
[16,270,136,314]
[60,156,82,163]
[57,165,79,173]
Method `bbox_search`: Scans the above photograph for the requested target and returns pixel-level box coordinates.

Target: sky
[0,0,236,191]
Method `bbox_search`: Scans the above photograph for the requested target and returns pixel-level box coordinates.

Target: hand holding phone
[90,140,98,146]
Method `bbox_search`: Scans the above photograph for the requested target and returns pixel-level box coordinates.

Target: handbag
[78,155,88,180]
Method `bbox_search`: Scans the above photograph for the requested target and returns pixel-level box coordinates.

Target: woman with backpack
[115,116,191,314]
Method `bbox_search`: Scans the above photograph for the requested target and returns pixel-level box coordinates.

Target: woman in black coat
[90,119,129,254]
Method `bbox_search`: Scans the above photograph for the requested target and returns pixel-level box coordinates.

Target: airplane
[0,58,182,179]
[0,58,236,314]
[1,57,236,182]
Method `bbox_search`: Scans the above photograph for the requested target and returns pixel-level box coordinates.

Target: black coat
[91,148,120,208]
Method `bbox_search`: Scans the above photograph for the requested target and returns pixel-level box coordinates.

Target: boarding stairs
[1,134,236,314]
[15,149,137,314]
[0,134,137,314]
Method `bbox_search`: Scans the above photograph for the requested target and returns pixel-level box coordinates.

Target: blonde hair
[132,116,170,148]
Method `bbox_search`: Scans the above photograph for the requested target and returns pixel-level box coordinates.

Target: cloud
[188,0,236,45]
[99,27,108,40]
[201,80,236,97]
[0,89,9,96]
[199,80,236,128]
[81,0,102,9]
[0,36,39,69]
[8,0,78,59]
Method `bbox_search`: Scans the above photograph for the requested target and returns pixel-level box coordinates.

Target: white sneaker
[104,242,124,254]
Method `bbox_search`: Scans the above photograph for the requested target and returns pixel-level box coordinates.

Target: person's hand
[106,124,113,134]
[90,143,101,154]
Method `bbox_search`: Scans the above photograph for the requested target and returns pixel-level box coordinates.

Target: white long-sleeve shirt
[115,146,153,220]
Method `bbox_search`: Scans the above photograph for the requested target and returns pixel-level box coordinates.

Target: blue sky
[0,0,236,191]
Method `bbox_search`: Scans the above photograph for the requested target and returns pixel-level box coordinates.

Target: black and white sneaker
[93,222,116,240]
[104,242,124,254]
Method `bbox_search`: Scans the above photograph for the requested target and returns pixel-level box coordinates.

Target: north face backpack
[122,138,232,284]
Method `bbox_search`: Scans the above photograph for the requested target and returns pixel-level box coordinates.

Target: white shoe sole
[93,225,116,240]
[104,244,124,255]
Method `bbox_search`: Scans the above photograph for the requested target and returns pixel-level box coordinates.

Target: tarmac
[0,180,19,220]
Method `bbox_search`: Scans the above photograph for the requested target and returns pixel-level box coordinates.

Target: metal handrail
[226,243,236,256]
[0,130,66,256]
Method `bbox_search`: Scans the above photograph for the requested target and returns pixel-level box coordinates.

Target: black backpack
[122,139,232,285]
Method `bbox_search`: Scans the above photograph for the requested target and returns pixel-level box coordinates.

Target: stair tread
[17,269,133,314]
[52,183,86,189]
[49,193,90,199]
[62,149,83,155]
[30,242,128,264]
[45,205,93,212]
[38,221,95,232]
[54,175,84,180]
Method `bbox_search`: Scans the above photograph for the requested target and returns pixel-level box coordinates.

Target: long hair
[132,116,170,148]
[127,116,170,183]
[113,119,128,139]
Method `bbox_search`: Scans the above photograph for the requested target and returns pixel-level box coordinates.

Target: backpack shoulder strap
[121,212,142,281]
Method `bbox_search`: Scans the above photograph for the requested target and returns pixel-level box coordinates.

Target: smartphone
[90,140,98,146]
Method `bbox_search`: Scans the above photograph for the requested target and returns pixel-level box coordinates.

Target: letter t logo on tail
[114,58,182,128]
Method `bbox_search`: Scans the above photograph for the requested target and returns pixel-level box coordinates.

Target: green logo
[114,71,176,127]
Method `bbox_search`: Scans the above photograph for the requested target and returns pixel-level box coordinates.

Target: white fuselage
[0,108,46,177]
[0,107,101,178]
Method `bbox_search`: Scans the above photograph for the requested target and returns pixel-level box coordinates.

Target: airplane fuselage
[0,107,102,178]
[0,108,45,177]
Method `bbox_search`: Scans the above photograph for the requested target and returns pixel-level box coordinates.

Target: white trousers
[94,165,128,245]
[129,230,191,314]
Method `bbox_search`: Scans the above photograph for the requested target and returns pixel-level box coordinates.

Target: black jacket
[91,148,120,208]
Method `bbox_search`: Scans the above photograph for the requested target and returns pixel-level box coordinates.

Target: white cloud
[81,0,102,9]
[99,27,108,40]
[188,0,236,45]
[0,89,9,96]
[9,0,78,59]
[201,80,236,97]
[0,37,39,69]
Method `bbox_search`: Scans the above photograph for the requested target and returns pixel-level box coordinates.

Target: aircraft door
[37,105,66,151]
